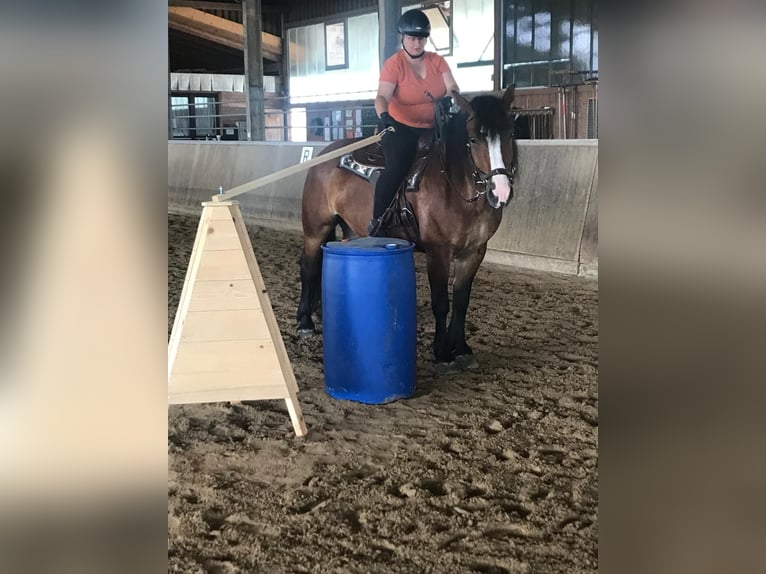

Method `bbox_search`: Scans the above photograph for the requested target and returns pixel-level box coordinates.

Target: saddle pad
[350,131,434,169]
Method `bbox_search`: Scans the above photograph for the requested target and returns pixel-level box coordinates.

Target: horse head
[451,86,518,209]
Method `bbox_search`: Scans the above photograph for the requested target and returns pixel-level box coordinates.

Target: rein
[438,114,516,204]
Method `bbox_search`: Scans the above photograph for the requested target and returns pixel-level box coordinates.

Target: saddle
[338,131,434,192]
[338,133,434,247]
[339,98,455,246]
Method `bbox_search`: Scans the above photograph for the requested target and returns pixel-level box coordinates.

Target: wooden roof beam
[168,7,281,62]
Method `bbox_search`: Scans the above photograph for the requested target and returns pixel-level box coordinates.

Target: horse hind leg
[337,217,360,240]
[297,250,319,336]
[297,217,337,337]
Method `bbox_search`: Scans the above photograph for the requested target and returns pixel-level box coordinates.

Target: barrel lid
[322,237,413,255]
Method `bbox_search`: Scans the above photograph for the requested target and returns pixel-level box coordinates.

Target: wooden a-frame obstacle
[168,129,393,437]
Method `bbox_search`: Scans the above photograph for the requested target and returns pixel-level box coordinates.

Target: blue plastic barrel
[321,237,416,404]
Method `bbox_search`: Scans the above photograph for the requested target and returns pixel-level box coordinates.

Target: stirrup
[367,217,384,237]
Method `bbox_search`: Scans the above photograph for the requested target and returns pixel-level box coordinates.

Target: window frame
[170,93,220,140]
[502,0,597,89]
[324,19,349,71]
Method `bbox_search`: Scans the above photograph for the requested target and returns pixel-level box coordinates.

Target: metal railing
[170,97,381,142]
[169,95,558,142]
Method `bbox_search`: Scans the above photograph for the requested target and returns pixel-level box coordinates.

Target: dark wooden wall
[283,0,378,25]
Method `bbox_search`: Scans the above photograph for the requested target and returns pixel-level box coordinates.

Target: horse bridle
[440,114,516,203]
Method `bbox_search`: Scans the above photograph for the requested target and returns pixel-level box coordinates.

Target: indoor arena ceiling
[168,0,286,75]
[169,0,380,74]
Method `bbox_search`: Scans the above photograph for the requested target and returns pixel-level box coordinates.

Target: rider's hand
[437,96,452,116]
[379,112,396,130]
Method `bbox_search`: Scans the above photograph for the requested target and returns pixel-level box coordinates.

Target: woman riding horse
[369,8,460,236]
[298,85,517,374]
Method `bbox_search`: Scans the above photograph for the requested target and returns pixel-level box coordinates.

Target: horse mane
[436,93,519,183]
[438,110,470,182]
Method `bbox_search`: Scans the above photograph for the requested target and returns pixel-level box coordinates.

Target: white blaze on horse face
[487,134,511,205]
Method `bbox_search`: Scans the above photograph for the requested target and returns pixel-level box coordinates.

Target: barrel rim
[322,238,414,255]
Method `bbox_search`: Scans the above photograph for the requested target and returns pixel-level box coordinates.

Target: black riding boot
[367,216,384,237]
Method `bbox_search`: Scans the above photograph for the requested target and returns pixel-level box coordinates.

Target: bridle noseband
[440,114,516,203]
[467,141,516,191]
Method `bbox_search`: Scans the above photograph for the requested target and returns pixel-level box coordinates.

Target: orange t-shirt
[380,51,450,129]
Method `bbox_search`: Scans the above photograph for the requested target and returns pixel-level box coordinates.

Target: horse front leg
[448,245,487,371]
[426,246,454,370]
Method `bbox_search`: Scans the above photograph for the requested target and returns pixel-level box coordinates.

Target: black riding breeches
[373,120,429,220]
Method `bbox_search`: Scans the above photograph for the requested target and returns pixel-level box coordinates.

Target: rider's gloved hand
[437,96,452,116]
[379,112,396,130]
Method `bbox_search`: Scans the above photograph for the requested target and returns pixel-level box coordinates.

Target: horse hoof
[455,354,479,371]
[435,361,461,376]
[297,328,315,338]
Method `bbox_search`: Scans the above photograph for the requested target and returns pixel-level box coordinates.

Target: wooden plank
[284,391,308,437]
[180,309,271,342]
[202,201,238,221]
[187,280,262,312]
[169,383,290,405]
[172,340,282,374]
[230,207,300,395]
[169,371,286,394]
[197,224,242,251]
[168,206,216,379]
[195,249,252,281]
[213,128,394,202]
[196,219,242,250]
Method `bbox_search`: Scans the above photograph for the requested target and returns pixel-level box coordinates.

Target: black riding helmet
[398,9,431,37]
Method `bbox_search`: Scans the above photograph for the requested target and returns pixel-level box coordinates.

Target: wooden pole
[494,0,503,92]
[379,0,402,68]
[212,127,393,202]
[244,0,265,141]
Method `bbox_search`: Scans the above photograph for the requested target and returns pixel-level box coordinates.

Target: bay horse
[297,86,518,373]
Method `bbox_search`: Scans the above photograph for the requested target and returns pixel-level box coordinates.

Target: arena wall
[168,140,598,277]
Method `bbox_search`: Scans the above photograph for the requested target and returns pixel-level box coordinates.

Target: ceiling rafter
[168,6,281,62]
